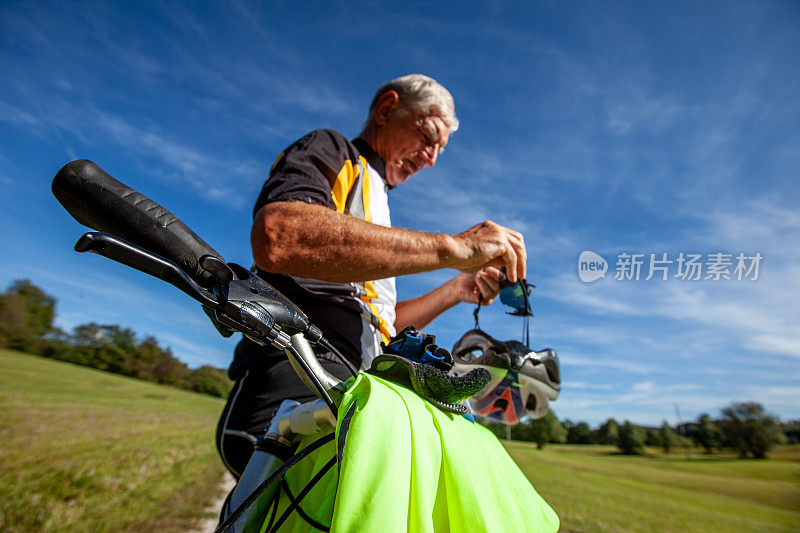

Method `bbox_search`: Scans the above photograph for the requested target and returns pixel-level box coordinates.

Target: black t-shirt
[230,130,390,378]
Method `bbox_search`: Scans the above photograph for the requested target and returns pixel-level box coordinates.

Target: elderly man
[216,74,527,477]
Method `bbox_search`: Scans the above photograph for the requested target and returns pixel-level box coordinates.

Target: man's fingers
[502,242,518,283]
[480,269,501,293]
[507,231,527,280]
[482,266,503,281]
[475,273,497,305]
[453,221,527,281]
[490,224,526,282]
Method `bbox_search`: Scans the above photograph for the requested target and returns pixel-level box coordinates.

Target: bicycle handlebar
[52,160,348,407]
[52,159,227,288]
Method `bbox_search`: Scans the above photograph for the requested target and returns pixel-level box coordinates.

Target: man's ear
[373,90,400,125]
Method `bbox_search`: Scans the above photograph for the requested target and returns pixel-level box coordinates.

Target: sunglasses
[498,267,533,317]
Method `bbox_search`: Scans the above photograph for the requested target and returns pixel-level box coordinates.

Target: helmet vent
[525,394,538,413]
[493,398,509,411]
[459,347,483,362]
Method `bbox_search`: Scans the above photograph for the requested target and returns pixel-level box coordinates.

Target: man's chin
[386,172,413,187]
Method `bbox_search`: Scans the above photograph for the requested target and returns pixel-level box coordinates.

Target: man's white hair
[368,74,459,132]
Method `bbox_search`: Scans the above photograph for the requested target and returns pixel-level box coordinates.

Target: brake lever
[220,264,312,337]
[75,232,220,308]
[76,232,316,351]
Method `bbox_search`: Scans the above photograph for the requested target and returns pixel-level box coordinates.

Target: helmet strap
[473,294,483,330]
[523,315,530,347]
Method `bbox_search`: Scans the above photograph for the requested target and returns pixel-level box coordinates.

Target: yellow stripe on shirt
[361,280,392,344]
[270,152,285,171]
[331,160,359,213]
[355,157,390,343]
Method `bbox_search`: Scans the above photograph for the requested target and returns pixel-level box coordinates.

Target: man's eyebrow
[423,117,448,141]
[418,117,448,154]
[420,121,438,142]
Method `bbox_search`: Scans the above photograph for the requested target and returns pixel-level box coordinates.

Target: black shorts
[215,356,353,479]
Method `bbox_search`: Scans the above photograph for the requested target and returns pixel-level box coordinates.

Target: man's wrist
[436,233,463,269]
[440,274,464,307]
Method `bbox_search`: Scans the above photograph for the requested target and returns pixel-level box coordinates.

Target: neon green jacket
[269,373,559,532]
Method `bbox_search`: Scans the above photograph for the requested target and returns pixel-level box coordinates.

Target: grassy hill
[508,441,800,532]
[0,349,227,532]
[3,348,799,532]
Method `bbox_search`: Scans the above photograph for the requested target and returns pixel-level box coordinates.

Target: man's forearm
[394,279,460,332]
[252,201,459,282]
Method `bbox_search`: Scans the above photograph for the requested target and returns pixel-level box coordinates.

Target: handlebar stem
[285,334,345,398]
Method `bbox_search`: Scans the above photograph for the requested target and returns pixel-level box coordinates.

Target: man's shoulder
[292,129,357,153]
[304,128,350,141]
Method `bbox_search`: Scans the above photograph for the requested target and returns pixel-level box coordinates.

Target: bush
[0,279,56,353]
[693,413,722,453]
[645,428,662,447]
[0,279,232,398]
[719,402,784,458]
[618,421,646,455]
[660,421,680,454]
[189,365,233,397]
[566,421,595,444]
[480,410,567,448]
[596,418,619,445]
[782,420,800,444]
[527,410,567,449]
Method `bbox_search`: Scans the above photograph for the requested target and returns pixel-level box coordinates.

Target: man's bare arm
[252,201,526,283]
[394,268,502,331]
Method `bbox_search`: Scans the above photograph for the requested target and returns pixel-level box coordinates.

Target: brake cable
[267,456,337,533]
[215,433,335,533]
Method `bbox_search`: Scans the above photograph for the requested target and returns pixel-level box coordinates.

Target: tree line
[2,279,796,453]
[0,279,233,397]
[482,402,793,458]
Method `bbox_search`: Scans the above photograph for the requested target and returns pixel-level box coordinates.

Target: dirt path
[196,472,236,533]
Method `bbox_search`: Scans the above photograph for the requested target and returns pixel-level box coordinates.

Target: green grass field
[0,349,227,532]
[2,349,799,532]
[508,441,800,532]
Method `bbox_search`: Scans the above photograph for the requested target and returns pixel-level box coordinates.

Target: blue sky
[1,1,798,426]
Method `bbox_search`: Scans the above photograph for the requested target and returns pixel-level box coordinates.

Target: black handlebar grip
[52,159,225,288]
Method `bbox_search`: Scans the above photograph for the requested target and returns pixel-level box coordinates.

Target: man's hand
[451,267,503,305]
[448,221,527,283]
[394,266,504,331]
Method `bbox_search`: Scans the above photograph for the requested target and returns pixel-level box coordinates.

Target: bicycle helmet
[451,329,560,424]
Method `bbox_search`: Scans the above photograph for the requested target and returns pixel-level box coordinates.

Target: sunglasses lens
[499,281,532,315]
[499,284,524,308]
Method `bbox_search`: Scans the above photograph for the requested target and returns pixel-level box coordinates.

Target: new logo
[578,251,608,283]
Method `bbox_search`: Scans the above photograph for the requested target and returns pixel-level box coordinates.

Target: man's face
[379,111,450,187]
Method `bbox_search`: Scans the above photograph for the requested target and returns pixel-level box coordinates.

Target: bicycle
[52,159,560,532]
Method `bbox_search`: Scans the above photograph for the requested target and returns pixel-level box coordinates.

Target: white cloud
[567,381,615,391]
[0,93,264,208]
[547,274,641,315]
[561,353,662,376]
[632,381,655,392]
[605,96,682,136]
[742,386,800,411]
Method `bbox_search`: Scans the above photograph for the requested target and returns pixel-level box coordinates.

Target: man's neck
[352,133,388,186]
[357,124,380,154]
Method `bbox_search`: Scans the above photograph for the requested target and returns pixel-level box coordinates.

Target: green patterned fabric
[266,373,559,532]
